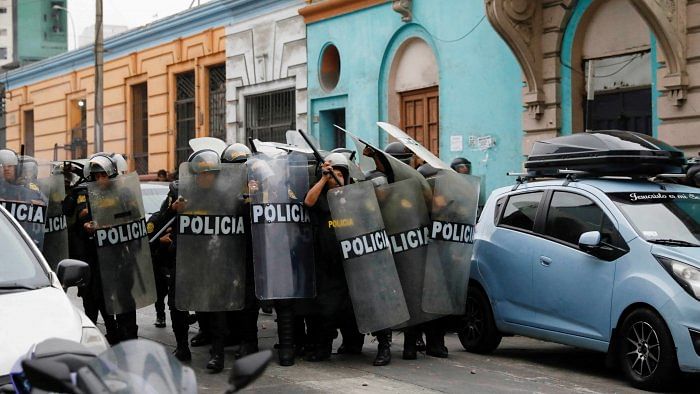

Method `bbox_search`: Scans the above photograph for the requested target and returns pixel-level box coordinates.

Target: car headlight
[81,326,109,353]
[655,255,700,301]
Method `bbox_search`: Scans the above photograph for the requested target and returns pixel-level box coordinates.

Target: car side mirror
[578,231,601,252]
[228,350,272,392]
[57,259,91,288]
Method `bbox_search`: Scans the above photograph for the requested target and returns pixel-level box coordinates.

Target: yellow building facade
[4,27,226,173]
[2,0,305,174]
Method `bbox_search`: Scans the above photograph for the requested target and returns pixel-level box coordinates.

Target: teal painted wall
[16,0,68,64]
[306,0,523,200]
[560,0,659,136]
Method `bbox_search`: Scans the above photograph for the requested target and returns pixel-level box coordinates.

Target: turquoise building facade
[304,0,523,199]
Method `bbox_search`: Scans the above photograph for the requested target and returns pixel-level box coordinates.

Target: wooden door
[400,86,439,156]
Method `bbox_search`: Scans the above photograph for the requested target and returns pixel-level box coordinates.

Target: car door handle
[539,256,552,266]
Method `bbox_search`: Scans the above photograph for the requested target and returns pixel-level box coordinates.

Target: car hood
[651,245,700,269]
[0,286,83,375]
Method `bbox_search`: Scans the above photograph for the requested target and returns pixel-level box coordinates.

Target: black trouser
[80,260,119,342]
[227,259,259,345]
[153,263,169,318]
[206,312,228,356]
[168,267,190,349]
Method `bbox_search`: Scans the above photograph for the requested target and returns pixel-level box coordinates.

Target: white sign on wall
[450,135,463,152]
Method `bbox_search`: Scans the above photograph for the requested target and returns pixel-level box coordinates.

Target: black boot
[373,330,392,366]
[190,331,211,347]
[235,341,259,359]
[206,351,224,373]
[403,329,417,360]
[305,341,332,362]
[276,345,295,366]
[275,301,296,366]
[173,346,191,362]
[425,326,448,358]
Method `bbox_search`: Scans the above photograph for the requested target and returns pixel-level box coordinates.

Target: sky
[66,0,214,50]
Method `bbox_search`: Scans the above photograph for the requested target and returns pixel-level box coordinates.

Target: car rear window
[499,192,543,232]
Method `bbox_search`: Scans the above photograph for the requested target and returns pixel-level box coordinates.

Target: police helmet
[112,153,128,174]
[364,169,388,187]
[84,154,119,180]
[18,156,39,181]
[451,157,471,172]
[324,152,350,181]
[0,149,19,167]
[417,163,439,179]
[384,142,412,164]
[221,143,252,164]
[187,149,221,174]
[331,147,356,162]
[248,157,274,183]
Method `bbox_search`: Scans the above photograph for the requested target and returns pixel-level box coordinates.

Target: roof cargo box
[524,130,685,177]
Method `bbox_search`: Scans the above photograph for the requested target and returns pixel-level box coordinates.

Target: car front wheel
[458,285,502,354]
[618,308,678,391]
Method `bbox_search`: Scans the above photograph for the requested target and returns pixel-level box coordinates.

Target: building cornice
[299,0,388,24]
[3,0,302,90]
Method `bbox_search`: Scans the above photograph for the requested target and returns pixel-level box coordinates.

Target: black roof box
[524,130,685,177]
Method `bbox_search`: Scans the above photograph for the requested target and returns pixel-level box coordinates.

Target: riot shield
[327,181,409,333]
[375,178,442,328]
[0,167,48,249]
[175,162,248,311]
[88,172,156,315]
[38,172,69,270]
[422,171,480,315]
[377,122,451,171]
[248,153,315,300]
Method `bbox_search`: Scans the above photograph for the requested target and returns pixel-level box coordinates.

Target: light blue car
[463,177,700,390]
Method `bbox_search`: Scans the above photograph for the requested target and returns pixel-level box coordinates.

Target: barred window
[245,89,295,143]
[175,72,196,167]
[208,65,226,141]
[132,83,148,174]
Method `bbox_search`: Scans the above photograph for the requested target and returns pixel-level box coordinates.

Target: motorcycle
[6,338,271,393]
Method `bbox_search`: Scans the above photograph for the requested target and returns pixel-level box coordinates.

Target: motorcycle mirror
[227,350,272,392]
[21,358,74,393]
[57,259,91,288]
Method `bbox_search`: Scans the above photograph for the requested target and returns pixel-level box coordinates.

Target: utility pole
[94,0,104,153]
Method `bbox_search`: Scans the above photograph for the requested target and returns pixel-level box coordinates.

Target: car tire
[458,285,502,354]
[618,308,679,391]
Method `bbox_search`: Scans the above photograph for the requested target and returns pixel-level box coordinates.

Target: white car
[0,205,108,389]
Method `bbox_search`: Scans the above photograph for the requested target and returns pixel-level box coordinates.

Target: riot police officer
[221,143,260,359]
[79,154,140,343]
[303,153,362,362]
[450,157,471,175]
[149,177,192,362]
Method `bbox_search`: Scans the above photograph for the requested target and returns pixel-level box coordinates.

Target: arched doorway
[569,0,654,134]
[387,37,440,155]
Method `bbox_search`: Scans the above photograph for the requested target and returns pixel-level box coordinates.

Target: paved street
[67,290,699,393]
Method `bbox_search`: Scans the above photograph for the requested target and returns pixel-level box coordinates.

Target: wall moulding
[485,0,545,119]
[629,0,688,106]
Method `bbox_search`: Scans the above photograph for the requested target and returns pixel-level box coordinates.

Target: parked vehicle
[0,205,107,391]
[140,182,169,220]
[461,131,700,390]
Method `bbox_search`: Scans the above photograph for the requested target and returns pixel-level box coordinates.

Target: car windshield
[141,186,168,216]
[609,192,700,246]
[0,209,50,292]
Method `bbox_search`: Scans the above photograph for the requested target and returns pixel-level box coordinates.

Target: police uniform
[88,183,141,341]
[64,183,119,344]
[305,191,363,361]
[149,180,193,361]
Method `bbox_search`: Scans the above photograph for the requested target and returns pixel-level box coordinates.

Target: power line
[414,14,486,44]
